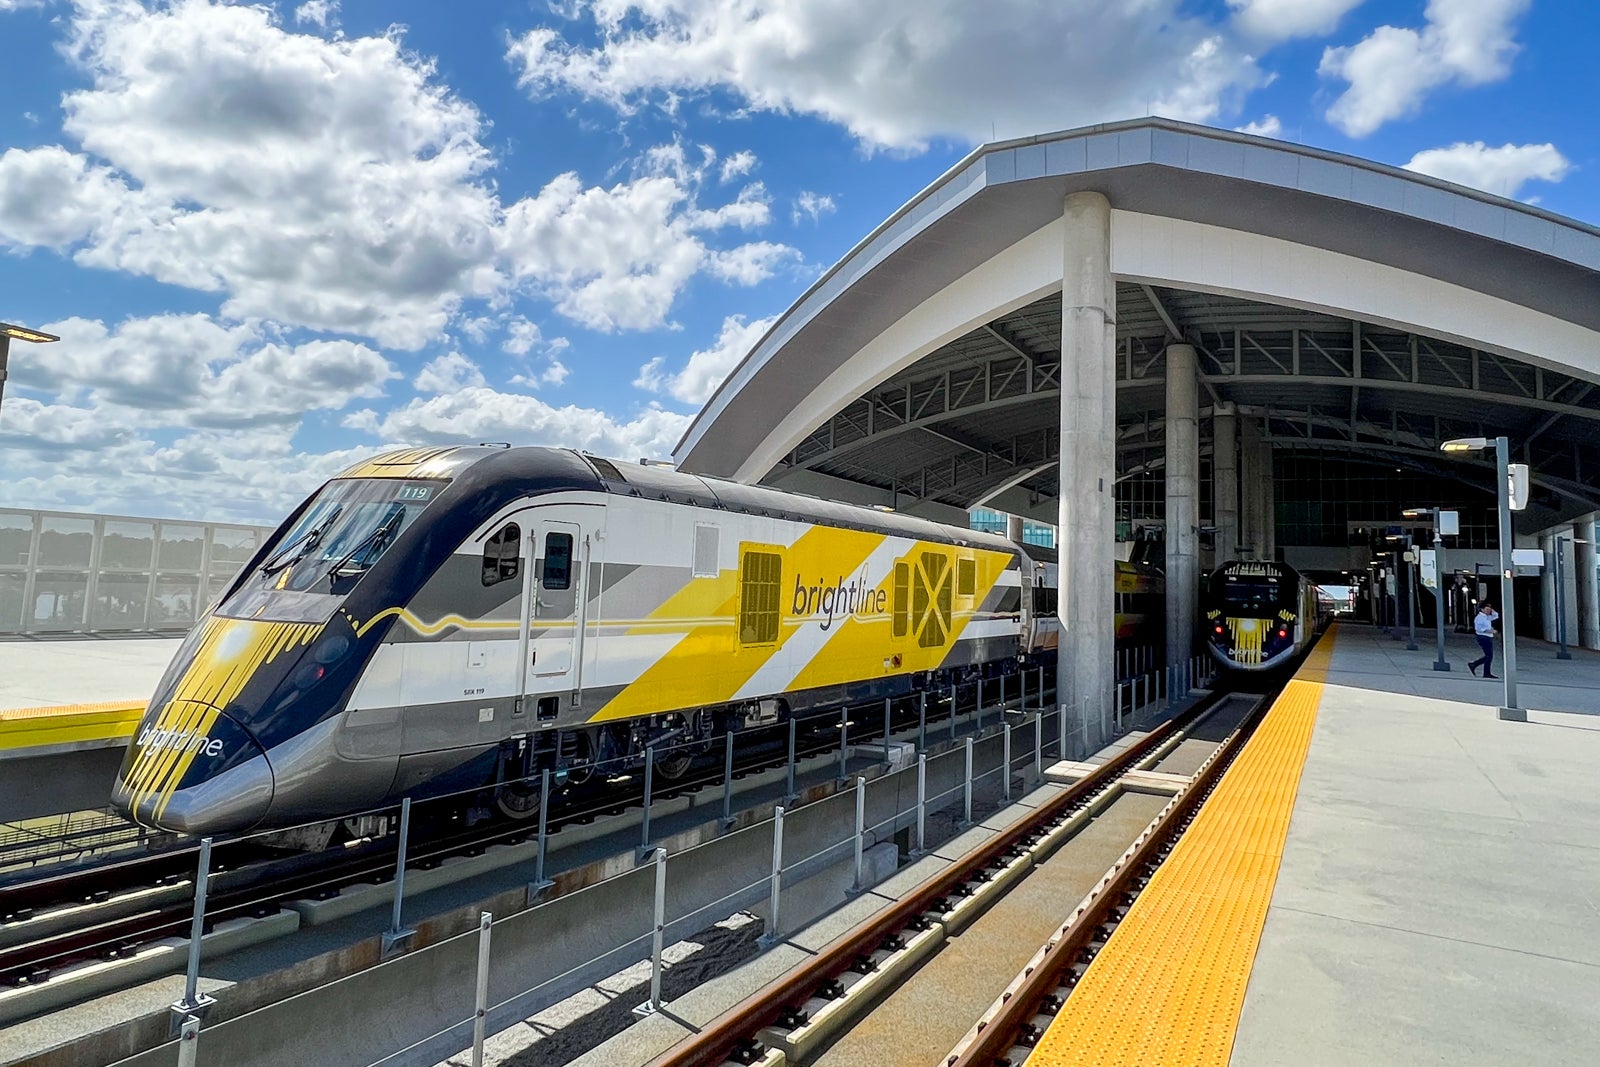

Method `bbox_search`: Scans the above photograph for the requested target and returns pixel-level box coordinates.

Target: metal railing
[129,656,1219,1066]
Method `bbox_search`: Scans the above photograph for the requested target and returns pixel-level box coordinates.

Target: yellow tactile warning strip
[1026,625,1340,1067]
[0,700,145,752]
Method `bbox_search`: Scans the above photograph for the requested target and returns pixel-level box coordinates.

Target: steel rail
[645,690,1224,1067]
[947,689,1274,1067]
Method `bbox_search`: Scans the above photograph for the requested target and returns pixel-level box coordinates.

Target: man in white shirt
[1469,603,1500,679]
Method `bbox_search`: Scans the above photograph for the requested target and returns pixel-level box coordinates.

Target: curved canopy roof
[675,118,1600,529]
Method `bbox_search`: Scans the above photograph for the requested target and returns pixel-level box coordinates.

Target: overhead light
[1401,508,1427,518]
[0,321,60,344]
[1440,437,1488,453]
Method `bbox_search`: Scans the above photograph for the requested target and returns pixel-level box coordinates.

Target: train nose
[113,704,275,834]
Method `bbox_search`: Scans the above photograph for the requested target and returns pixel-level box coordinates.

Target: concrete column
[1238,416,1262,559]
[1261,439,1276,559]
[1164,344,1199,670]
[1005,514,1025,542]
[1212,403,1238,564]
[1576,515,1599,650]
[1057,191,1116,737]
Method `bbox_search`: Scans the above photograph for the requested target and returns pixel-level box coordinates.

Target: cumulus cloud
[12,313,397,428]
[792,191,836,225]
[719,150,757,182]
[1229,0,1364,41]
[506,0,1266,151]
[293,0,337,27]
[348,387,691,461]
[0,1,794,347]
[413,352,487,392]
[1403,141,1571,199]
[499,148,782,330]
[1235,115,1283,138]
[635,313,774,405]
[1320,0,1531,137]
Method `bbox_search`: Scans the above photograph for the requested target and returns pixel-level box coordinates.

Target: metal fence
[0,507,272,635]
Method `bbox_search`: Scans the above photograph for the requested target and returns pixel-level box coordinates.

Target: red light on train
[1214,625,1224,634]
[1277,628,1288,639]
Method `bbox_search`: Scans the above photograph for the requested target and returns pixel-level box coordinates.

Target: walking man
[1469,602,1500,679]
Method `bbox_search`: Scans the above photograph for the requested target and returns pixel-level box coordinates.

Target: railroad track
[643,681,1273,1067]
[0,669,1057,997]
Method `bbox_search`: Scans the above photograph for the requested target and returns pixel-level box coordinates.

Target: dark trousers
[1471,634,1495,674]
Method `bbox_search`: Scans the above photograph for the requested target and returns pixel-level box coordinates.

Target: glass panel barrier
[38,516,95,569]
[0,512,35,567]
[101,520,156,570]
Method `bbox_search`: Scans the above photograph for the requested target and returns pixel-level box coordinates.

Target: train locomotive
[112,446,1162,837]
[1203,560,1318,671]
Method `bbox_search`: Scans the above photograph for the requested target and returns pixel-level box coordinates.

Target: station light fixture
[1440,437,1490,452]
[0,320,62,427]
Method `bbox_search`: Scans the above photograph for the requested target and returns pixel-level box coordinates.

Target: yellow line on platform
[0,700,146,752]
[1026,626,1340,1067]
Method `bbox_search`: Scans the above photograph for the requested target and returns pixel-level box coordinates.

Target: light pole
[1404,507,1452,672]
[0,321,62,428]
[1441,437,1523,720]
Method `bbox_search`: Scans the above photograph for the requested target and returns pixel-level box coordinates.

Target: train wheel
[494,780,543,820]
[653,750,694,780]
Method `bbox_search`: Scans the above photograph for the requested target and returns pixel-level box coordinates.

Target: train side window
[957,557,976,598]
[542,533,573,590]
[892,561,910,638]
[738,547,781,645]
[482,523,521,586]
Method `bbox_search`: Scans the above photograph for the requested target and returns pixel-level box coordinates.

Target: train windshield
[256,478,443,595]
[1219,575,1282,615]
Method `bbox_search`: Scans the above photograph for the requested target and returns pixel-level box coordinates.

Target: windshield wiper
[322,507,406,590]
[260,506,343,577]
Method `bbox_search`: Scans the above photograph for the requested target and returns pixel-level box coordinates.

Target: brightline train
[1203,560,1319,671]
[112,446,1163,836]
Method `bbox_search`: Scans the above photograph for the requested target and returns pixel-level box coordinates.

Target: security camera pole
[0,321,62,429]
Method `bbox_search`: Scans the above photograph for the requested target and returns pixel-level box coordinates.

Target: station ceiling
[765,285,1600,529]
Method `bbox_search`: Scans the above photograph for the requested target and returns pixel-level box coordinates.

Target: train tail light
[1213,625,1224,635]
[1277,628,1288,639]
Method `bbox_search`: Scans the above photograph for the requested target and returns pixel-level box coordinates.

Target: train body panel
[112,446,1161,835]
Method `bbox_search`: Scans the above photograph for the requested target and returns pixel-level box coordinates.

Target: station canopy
[674,120,1600,533]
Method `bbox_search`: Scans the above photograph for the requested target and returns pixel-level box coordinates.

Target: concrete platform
[1232,624,1600,1065]
[0,636,175,711]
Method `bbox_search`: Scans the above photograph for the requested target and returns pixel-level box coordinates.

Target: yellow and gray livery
[113,446,1158,835]
[1203,559,1318,671]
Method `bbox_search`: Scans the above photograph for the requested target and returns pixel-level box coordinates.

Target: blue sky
[0,0,1594,524]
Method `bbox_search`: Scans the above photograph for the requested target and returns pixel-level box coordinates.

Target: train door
[524,519,587,714]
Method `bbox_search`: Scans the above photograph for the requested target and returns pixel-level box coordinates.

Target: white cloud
[507,1,1265,152]
[414,352,487,392]
[500,164,781,331]
[0,145,139,248]
[719,150,757,182]
[293,0,338,28]
[635,313,774,405]
[348,387,691,461]
[12,313,397,428]
[501,317,544,355]
[792,190,836,225]
[0,2,794,347]
[1403,141,1571,199]
[1235,115,1283,138]
[1320,0,1531,137]
[1229,0,1364,41]
[0,415,382,524]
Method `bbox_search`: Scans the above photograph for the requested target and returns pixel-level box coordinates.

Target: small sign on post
[1419,549,1438,589]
